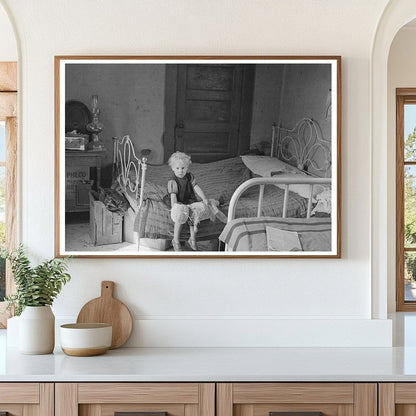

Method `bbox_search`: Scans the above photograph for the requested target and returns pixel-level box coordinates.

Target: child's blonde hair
[168,151,192,168]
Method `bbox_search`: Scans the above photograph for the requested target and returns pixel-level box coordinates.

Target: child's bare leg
[172,222,182,251]
[188,225,198,251]
[190,225,195,240]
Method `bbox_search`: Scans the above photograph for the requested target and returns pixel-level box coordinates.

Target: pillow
[311,189,332,216]
[241,155,314,199]
[266,226,303,251]
[266,224,331,252]
[241,155,301,177]
[241,155,331,201]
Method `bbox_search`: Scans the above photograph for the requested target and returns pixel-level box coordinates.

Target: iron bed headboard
[271,117,331,177]
[113,135,148,249]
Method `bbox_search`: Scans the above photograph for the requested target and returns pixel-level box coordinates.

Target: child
[166,151,210,251]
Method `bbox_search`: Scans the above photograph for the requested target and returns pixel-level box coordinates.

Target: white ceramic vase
[6,315,20,347]
[19,305,55,354]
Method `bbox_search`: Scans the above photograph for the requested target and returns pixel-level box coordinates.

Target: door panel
[175,64,243,162]
[186,65,234,91]
[185,100,231,124]
[56,382,215,416]
[217,383,376,416]
[182,132,230,154]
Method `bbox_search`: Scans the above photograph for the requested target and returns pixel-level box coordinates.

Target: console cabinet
[3,381,414,416]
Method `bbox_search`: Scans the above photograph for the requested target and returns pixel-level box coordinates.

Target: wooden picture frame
[55,56,341,258]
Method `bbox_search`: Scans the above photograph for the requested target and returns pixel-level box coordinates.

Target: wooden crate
[89,191,122,246]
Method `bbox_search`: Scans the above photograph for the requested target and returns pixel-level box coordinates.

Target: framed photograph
[55,56,341,258]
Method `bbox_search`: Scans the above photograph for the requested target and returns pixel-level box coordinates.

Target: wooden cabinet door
[217,383,376,416]
[379,383,416,416]
[56,383,215,416]
[0,383,53,415]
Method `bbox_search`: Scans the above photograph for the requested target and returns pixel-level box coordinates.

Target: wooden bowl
[60,323,112,356]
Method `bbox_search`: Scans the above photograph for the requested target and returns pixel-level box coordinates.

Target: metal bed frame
[112,135,148,250]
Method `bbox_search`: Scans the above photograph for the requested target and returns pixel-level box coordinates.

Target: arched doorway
[0,0,18,327]
[371,1,416,318]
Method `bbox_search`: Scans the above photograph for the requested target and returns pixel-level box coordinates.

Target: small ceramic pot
[60,323,112,356]
[19,305,55,354]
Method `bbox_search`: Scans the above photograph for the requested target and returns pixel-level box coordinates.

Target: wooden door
[217,383,377,416]
[0,383,53,415]
[165,64,253,163]
[56,382,215,416]
[379,383,416,416]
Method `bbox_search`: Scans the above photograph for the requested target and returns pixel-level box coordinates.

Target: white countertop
[2,345,416,382]
[3,313,416,382]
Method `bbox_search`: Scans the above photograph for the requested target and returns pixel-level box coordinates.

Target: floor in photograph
[65,221,139,252]
[65,214,217,252]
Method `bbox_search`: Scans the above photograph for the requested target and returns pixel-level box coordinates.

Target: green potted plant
[4,245,71,354]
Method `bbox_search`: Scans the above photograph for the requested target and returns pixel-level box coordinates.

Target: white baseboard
[55,316,392,348]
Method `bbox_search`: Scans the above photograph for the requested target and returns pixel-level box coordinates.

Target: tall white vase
[19,306,55,354]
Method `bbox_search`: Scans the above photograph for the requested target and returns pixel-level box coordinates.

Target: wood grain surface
[76,281,133,348]
[61,346,110,357]
[232,383,354,404]
[0,62,17,91]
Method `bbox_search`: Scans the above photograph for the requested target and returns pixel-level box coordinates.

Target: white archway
[371,1,416,319]
[0,1,18,61]
[0,0,19,327]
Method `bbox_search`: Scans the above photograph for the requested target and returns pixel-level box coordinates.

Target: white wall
[280,64,332,141]
[250,64,331,152]
[0,3,16,61]
[387,26,416,312]
[65,64,166,171]
[0,0,394,347]
[250,65,284,149]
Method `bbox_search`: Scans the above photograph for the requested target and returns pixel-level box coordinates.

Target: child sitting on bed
[165,151,211,252]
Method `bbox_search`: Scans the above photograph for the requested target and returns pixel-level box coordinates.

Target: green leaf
[5,245,71,316]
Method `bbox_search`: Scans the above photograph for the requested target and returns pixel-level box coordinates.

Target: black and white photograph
[55,57,340,258]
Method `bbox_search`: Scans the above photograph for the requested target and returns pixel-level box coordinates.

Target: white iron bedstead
[271,117,331,177]
[113,135,148,250]
[227,176,331,224]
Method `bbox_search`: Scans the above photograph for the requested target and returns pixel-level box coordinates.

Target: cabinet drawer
[56,383,215,416]
[217,383,376,416]
[78,383,200,403]
[0,383,39,403]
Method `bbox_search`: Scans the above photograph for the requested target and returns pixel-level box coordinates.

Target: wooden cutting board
[76,281,133,349]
